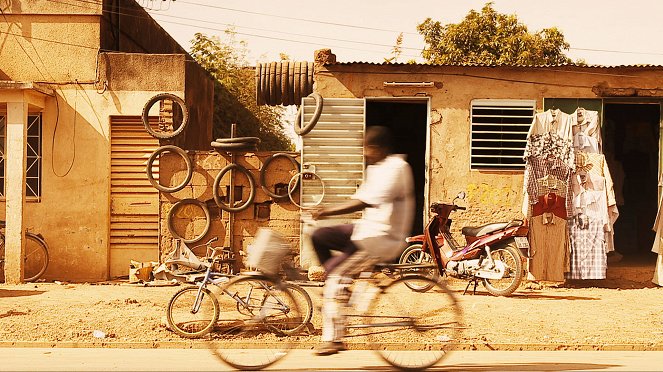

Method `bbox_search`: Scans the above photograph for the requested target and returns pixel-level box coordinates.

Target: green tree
[418,2,572,65]
[189,31,293,151]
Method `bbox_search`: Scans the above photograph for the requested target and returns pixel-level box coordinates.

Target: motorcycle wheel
[481,242,523,296]
[398,244,440,292]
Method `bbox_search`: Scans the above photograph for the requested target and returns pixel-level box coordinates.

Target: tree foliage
[418,2,572,65]
[189,31,293,151]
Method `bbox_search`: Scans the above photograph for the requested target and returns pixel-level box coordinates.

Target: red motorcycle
[400,192,528,296]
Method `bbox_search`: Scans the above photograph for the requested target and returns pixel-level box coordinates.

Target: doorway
[603,103,660,260]
[365,100,428,235]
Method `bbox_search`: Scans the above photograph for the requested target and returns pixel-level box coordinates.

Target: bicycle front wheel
[167,286,219,338]
[366,276,462,371]
[24,233,49,282]
[210,275,302,371]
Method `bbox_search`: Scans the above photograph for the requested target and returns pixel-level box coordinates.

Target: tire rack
[255,61,314,106]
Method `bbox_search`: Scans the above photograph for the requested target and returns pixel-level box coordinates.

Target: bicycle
[0,220,49,282]
[166,237,314,367]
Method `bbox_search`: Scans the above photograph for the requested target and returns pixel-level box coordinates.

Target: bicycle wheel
[210,275,302,370]
[278,282,313,335]
[364,276,462,371]
[167,286,219,338]
[24,233,49,282]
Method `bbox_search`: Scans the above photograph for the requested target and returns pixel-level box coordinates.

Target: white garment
[351,154,415,260]
[571,108,602,152]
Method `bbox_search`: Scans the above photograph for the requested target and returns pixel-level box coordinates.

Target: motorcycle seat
[462,220,521,237]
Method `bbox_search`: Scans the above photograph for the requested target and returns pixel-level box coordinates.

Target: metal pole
[228,124,236,253]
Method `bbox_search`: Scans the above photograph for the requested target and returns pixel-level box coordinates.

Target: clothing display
[529,214,569,282]
[523,108,618,282]
[652,174,663,286]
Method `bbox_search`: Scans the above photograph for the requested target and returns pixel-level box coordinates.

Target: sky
[144,0,663,66]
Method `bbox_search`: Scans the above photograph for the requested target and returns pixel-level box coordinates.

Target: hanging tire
[146,145,193,193]
[259,153,300,199]
[213,163,256,213]
[213,137,261,145]
[255,63,264,106]
[141,93,189,139]
[294,93,323,136]
[167,198,211,244]
[293,61,302,104]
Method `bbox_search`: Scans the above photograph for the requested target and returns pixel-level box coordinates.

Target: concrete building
[298,51,663,269]
[0,0,213,282]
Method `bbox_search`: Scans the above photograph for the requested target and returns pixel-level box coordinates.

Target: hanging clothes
[529,214,569,282]
[570,108,602,153]
[524,109,575,170]
[652,173,663,286]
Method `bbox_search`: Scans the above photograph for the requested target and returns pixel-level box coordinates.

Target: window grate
[470,99,535,170]
[0,114,42,199]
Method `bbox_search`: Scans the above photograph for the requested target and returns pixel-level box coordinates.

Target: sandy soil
[0,258,661,350]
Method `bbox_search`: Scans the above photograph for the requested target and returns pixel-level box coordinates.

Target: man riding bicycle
[310,125,415,355]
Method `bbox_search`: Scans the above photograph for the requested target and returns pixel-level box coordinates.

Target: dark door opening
[366,100,427,235]
[603,103,660,261]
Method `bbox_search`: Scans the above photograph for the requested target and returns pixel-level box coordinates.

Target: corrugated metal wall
[109,116,159,278]
[299,97,365,266]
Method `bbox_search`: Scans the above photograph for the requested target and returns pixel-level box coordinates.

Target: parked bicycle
[166,236,314,370]
[0,221,49,282]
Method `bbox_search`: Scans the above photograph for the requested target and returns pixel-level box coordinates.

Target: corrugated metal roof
[324,61,663,69]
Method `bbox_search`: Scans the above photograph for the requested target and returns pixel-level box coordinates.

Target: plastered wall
[316,63,663,230]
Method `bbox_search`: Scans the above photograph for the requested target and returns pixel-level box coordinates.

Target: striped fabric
[567,219,607,280]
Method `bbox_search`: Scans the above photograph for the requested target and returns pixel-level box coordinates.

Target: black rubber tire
[307,62,314,93]
[167,198,211,244]
[275,62,282,105]
[213,163,256,213]
[300,62,308,97]
[261,61,268,106]
[255,63,264,106]
[288,62,295,106]
[398,244,440,292]
[259,153,300,199]
[269,62,277,106]
[141,93,189,139]
[293,61,302,104]
[280,61,290,106]
[294,93,323,136]
[214,137,261,144]
[210,142,258,152]
[146,145,193,193]
[23,233,49,282]
[167,286,219,338]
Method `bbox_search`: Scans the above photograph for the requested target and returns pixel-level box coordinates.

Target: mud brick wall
[158,150,302,271]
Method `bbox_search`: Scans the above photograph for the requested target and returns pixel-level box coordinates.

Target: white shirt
[351,154,415,260]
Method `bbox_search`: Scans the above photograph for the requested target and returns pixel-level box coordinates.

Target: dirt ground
[0,257,661,350]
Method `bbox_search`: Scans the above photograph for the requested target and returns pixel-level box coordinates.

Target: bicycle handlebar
[455,206,466,211]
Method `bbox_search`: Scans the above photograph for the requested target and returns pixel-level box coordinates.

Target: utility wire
[177,0,419,35]
[52,0,421,57]
[58,0,663,58]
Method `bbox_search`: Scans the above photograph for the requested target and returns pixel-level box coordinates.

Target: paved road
[2,348,663,371]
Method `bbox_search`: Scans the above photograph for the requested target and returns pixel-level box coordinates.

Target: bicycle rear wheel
[365,276,462,371]
[24,233,49,282]
[167,286,219,338]
[209,275,303,371]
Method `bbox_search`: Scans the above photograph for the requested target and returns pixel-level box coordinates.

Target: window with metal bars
[0,114,42,200]
[470,99,535,170]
